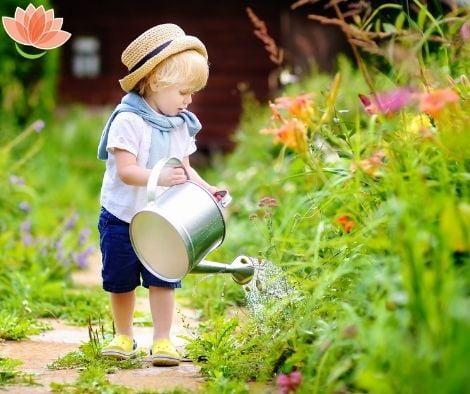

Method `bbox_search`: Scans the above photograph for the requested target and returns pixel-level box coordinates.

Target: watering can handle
[147,157,189,204]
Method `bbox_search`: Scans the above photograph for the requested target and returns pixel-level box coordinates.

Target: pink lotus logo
[2,4,71,59]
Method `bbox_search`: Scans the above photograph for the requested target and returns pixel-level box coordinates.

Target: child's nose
[184,95,192,105]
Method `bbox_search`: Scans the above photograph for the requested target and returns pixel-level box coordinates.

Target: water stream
[242,258,300,319]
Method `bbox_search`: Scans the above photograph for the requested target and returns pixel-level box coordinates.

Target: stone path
[0,253,204,393]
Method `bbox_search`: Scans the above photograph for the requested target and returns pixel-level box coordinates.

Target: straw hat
[119,23,207,92]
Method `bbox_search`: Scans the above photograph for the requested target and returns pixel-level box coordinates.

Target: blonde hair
[135,49,209,96]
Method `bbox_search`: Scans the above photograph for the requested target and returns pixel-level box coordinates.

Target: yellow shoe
[101,334,137,360]
[150,338,180,366]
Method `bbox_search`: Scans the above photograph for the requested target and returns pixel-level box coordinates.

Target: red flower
[2,4,71,50]
[336,215,355,233]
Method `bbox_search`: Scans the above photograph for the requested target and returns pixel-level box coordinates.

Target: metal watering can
[129,157,255,285]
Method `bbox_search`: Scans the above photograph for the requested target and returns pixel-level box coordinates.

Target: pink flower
[288,371,302,386]
[276,374,291,387]
[258,196,278,208]
[358,93,378,115]
[276,370,303,393]
[359,88,414,115]
[351,150,386,177]
[460,21,470,41]
[2,4,71,50]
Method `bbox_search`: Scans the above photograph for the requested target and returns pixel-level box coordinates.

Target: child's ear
[149,74,159,92]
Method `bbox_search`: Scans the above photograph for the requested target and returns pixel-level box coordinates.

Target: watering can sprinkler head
[191,255,255,285]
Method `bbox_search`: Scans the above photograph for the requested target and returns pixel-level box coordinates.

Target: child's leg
[146,283,180,365]
[110,290,135,337]
[149,286,175,340]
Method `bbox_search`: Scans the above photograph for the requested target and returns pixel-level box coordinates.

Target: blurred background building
[55,0,349,152]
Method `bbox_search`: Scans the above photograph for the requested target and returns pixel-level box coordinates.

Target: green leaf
[326,357,353,385]
[395,11,406,31]
[383,23,397,34]
[416,2,427,30]
[440,202,469,252]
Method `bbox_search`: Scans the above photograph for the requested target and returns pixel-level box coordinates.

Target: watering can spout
[191,255,255,285]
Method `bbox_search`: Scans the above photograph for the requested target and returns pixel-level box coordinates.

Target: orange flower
[272,93,314,122]
[267,119,308,153]
[419,89,459,118]
[337,216,349,224]
[336,215,355,233]
[2,4,71,50]
[268,102,284,122]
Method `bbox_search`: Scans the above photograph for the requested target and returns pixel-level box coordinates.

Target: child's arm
[182,156,218,194]
[115,149,187,187]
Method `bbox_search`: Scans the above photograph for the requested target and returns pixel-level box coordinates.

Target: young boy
[97,23,218,366]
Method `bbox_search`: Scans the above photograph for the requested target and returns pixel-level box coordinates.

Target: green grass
[0,357,37,387]
[49,322,144,372]
[50,362,131,394]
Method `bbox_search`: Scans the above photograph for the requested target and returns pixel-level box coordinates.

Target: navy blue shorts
[98,207,182,293]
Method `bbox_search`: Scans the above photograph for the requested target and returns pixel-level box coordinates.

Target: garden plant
[183,2,470,393]
[0,1,469,393]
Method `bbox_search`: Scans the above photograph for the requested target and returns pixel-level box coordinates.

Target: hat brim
[119,36,207,93]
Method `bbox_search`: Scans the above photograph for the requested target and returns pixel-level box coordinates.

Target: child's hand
[208,186,229,202]
[158,166,188,187]
[208,185,218,195]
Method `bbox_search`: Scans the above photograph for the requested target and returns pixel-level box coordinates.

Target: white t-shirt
[99,103,197,223]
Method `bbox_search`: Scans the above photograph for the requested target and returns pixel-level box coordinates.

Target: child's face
[149,84,193,116]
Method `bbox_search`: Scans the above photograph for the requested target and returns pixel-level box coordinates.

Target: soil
[0,253,204,393]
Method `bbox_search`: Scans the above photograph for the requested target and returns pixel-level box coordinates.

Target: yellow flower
[405,114,432,134]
